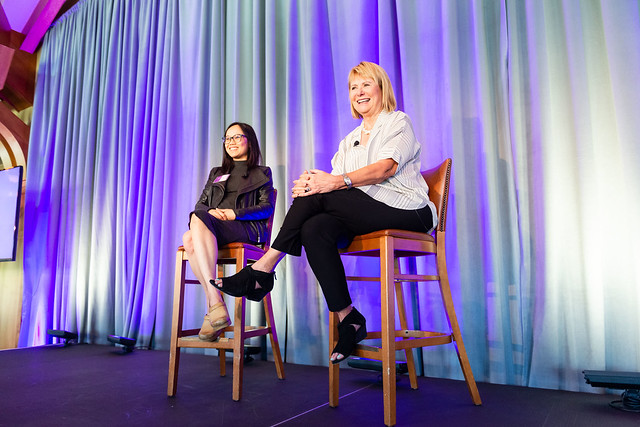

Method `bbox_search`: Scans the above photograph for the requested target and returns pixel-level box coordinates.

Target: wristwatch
[342,173,352,190]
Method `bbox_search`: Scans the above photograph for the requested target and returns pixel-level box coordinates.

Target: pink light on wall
[20,0,66,53]
[0,0,67,53]
[0,0,42,33]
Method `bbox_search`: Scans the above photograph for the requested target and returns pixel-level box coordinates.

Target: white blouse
[330,110,438,227]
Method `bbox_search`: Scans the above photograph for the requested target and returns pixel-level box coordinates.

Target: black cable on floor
[610,388,640,412]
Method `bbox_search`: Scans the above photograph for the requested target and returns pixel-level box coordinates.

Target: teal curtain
[21,0,640,392]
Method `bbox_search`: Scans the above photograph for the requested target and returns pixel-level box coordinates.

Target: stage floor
[0,344,636,426]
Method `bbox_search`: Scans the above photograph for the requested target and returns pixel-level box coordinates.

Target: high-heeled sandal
[211,266,275,302]
[331,307,367,364]
[208,301,230,327]
[245,269,276,301]
[198,302,230,341]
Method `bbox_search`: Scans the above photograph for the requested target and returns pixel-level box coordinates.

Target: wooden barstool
[329,159,481,426]
[167,192,284,400]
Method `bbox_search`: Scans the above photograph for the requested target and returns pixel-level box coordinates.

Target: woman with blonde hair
[215,62,436,363]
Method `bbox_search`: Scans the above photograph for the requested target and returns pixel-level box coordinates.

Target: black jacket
[192,165,276,244]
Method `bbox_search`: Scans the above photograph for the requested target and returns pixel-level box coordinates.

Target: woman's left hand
[292,169,339,198]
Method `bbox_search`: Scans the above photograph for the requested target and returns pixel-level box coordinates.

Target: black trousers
[271,189,434,312]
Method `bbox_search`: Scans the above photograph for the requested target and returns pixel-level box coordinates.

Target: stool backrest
[421,159,452,233]
[262,189,277,250]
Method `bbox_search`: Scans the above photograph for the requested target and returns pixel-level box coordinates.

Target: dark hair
[221,122,263,173]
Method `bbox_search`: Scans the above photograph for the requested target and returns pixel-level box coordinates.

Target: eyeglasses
[222,134,246,144]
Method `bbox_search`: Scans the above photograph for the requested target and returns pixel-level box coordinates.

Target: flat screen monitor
[0,165,23,261]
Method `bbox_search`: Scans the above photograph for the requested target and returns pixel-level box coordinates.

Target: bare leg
[247,248,285,281]
[182,215,223,309]
[336,305,354,323]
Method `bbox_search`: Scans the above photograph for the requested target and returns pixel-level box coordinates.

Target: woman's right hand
[292,169,342,198]
[208,208,236,221]
[291,170,311,198]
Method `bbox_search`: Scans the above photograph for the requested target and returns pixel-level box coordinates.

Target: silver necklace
[362,113,380,135]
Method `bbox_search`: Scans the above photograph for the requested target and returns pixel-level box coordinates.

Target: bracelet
[342,173,352,190]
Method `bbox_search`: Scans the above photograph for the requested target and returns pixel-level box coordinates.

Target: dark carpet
[0,344,637,426]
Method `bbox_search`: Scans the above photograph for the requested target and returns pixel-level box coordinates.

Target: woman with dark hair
[214,62,437,364]
[183,122,275,341]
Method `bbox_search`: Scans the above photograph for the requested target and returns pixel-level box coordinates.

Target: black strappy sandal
[331,307,367,364]
[211,266,275,302]
[245,268,275,301]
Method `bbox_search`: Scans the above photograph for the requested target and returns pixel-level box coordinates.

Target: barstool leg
[381,237,397,426]
[329,312,340,407]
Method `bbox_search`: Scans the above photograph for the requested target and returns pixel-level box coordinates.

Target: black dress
[190,162,275,246]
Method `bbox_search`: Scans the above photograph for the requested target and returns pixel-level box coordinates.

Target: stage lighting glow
[0,166,23,261]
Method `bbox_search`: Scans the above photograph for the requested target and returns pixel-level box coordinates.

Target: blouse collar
[359,110,391,140]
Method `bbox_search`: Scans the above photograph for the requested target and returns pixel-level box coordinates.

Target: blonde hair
[348,61,397,119]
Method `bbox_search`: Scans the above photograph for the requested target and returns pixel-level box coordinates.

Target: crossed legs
[216,190,433,360]
[183,215,224,308]
[215,194,363,361]
[183,215,230,340]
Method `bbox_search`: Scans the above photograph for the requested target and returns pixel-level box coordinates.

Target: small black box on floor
[583,370,640,389]
[348,357,409,374]
[584,370,640,412]
[107,335,136,353]
[47,329,78,346]
[243,345,261,364]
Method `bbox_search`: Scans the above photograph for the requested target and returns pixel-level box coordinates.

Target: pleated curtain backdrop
[18,0,640,392]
